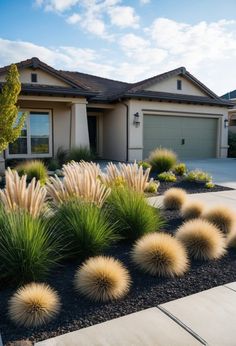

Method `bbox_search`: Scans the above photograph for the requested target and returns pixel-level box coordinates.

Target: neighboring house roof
[221,90,236,100]
[0,57,233,107]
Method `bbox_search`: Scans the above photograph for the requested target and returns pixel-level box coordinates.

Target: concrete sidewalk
[148,190,236,212]
[36,283,236,346]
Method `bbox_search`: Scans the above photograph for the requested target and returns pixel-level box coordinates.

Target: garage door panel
[143,115,218,159]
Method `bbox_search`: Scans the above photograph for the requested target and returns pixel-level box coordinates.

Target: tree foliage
[0,64,26,152]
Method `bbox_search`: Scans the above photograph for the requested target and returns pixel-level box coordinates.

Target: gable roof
[221,90,236,100]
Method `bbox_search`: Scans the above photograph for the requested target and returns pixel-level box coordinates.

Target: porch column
[0,152,5,174]
[71,101,90,148]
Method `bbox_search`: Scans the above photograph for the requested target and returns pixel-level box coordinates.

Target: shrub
[131,233,188,277]
[144,181,159,193]
[8,283,60,327]
[106,187,165,241]
[202,206,236,235]
[205,181,215,189]
[16,160,48,185]
[47,158,60,171]
[181,201,204,220]
[173,163,187,176]
[186,170,211,183]
[0,168,47,218]
[138,161,151,170]
[157,171,177,182]
[75,256,131,302]
[148,148,177,173]
[176,219,226,260]
[56,146,69,166]
[53,200,117,260]
[68,146,95,162]
[0,211,60,283]
[163,188,187,210]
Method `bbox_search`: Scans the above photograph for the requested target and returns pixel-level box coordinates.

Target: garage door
[143,115,218,159]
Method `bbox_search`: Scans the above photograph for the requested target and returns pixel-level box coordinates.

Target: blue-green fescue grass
[16,160,48,185]
[105,187,165,242]
[0,209,61,284]
[53,200,117,260]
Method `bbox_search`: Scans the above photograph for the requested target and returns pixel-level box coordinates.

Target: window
[7,110,52,158]
[177,79,182,90]
[31,73,37,83]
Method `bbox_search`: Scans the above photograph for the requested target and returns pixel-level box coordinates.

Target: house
[0,57,232,169]
[221,90,236,134]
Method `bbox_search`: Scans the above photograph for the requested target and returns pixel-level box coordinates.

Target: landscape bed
[1,207,236,346]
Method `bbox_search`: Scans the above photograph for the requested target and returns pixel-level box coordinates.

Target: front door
[88,116,97,153]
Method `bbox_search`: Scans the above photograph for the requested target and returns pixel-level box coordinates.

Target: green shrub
[186,170,211,183]
[53,200,117,260]
[0,210,60,284]
[148,148,177,173]
[145,181,159,193]
[158,171,177,182]
[205,181,215,189]
[16,160,48,185]
[173,163,187,176]
[47,158,60,171]
[106,187,164,241]
[138,161,151,170]
[56,146,69,166]
[68,146,95,162]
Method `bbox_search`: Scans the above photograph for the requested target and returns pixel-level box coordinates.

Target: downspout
[119,99,129,162]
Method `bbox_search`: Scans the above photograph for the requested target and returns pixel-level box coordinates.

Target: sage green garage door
[143,115,218,159]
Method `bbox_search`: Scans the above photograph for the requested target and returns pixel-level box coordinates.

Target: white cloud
[66,13,81,24]
[108,6,139,28]
[36,0,79,12]
[140,0,150,4]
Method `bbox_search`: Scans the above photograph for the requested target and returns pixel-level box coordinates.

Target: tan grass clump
[8,283,60,327]
[0,168,47,217]
[75,256,131,302]
[202,206,236,235]
[181,201,204,220]
[131,233,188,276]
[163,188,187,210]
[176,219,226,260]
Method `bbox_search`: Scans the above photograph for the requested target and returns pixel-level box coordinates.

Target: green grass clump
[173,163,187,176]
[205,181,215,189]
[47,158,60,171]
[145,181,159,193]
[138,161,151,170]
[68,146,95,162]
[53,200,117,260]
[157,171,177,182]
[106,187,164,242]
[16,160,48,185]
[186,170,211,183]
[0,210,60,284]
[148,148,177,173]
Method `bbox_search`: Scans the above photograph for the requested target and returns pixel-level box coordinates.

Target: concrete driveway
[184,158,236,189]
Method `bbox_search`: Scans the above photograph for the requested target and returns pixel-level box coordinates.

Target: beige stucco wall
[145,76,208,97]
[0,67,70,87]
[102,103,127,161]
[127,99,229,161]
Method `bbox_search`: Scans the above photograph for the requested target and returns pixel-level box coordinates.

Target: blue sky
[1,0,236,94]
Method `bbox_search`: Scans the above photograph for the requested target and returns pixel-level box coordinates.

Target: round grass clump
[75,256,131,302]
[181,201,204,220]
[8,283,60,327]
[202,206,236,235]
[131,233,189,277]
[148,148,177,173]
[163,188,187,210]
[16,160,48,185]
[176,219,226,260]
[227,230,236,248]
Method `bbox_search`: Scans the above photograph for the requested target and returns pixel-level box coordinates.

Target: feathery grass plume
[0,210,60,283]
[53,200,117,260]
[176,219,226,260]
[163,188,187,210]
[202,206,236,235]
[148,147,177,173]
[75,256,131,302]
[8,283,60,327]
[0,168,47,217]
[46,161,110,207]
[16,160,48,185]
[131,233,188,276]
[181,201,204,220]
[105,187,165,241]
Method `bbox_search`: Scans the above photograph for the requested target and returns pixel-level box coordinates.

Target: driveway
[184,158,236,189]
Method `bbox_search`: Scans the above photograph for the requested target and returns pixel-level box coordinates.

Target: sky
[1,0,236,95]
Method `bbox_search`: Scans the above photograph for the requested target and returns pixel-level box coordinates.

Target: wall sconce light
[133,112,141,127]
[224,119,229,128]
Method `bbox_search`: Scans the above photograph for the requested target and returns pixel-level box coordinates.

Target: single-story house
[0,57,232,166]
[221,90,236,134]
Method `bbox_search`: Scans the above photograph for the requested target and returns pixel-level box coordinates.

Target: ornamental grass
[163,188,187,210]
[16,160,48,185]
[181,201,205,220]
[148,147,177,173]
[202,206,236,235]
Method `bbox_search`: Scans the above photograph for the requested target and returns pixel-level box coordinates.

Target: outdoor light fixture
[133,112,141,127]
[224,119,229,128]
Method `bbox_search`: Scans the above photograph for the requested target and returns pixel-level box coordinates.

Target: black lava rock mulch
[1,210,236,345]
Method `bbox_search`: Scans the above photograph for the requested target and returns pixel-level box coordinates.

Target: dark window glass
[30,112,50,154]
[177,79,182,90]
[31,73,37,83]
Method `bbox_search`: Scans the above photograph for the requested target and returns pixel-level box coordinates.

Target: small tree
[0,64,26,152]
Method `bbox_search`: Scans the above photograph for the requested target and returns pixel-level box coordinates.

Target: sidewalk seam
[157,306,208,345]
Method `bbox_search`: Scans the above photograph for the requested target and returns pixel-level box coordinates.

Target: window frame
[31,73,38,83]
[6,109,53,159]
